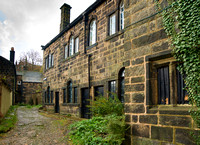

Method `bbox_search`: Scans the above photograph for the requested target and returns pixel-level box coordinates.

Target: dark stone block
[151,126,173,142]
[132,29,167,48]
[123,60,130,67]
[125,104,145,113]
[139,115,158,124]
[132,57,144,65]
[125,124,131,135]
[132,124,149,138]
[126,65,144,77]
[125,84,144,92]
[124,94,131,103]
[132,93,144,103]
[175,128,199,145]
[132,115,138,123]
[152,42,169,52]
[124,41,131,51]
[100,68,105,73]
[131,76,145,83]
[132,136,161,145]
[125,115,131,122]
[159,110,190,115]
[159,116,191,127]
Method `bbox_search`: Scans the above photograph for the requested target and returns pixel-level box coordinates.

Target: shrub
[89,93,124,117]
[68,93,126,144]
[69,115,125,145]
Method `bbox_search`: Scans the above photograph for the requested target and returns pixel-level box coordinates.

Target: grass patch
[0,105,18,133]
[16,103,42,109]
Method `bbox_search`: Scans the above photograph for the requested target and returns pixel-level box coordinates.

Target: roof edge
[42,0,105,50]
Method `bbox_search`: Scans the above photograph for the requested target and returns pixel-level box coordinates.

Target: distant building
[0,47,16,117]
[16,69,43,105]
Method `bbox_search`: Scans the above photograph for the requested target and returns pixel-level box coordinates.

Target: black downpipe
[88,54,91,90]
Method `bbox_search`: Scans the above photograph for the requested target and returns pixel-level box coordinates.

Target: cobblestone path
[0,106,76,145]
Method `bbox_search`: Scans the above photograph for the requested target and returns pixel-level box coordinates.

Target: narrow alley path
[0,106,75,145]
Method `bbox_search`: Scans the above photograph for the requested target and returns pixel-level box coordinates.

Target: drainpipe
[88,54,91,90]
[83,13,88,54]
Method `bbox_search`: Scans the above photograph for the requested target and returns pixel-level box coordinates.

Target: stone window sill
[147,105,192,115]
[105,29,124,41]
[86,42,98,50]
[45,103,54,106]
[44,66,54,72]
[62,103,80,107]
[63,52,80,62]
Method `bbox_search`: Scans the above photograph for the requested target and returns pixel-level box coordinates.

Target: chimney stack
[10,47,15,64]
[60,3,71,32]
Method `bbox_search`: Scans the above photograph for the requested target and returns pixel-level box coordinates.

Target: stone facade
[16,71,42,105]
[42,0,199,144]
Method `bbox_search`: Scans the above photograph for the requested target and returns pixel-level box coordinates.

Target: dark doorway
[55,92,60,113]
[81,88,90,119]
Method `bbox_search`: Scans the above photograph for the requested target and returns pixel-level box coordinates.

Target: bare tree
[19,49,42,65]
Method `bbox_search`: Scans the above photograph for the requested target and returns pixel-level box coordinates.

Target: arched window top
[119,68,125,77]
[89,19,96,46]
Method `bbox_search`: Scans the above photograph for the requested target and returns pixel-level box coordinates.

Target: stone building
[42,0,199,144]
[16,71,42,105]
[0,48,16,117]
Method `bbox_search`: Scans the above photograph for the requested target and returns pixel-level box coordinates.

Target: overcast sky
[0,0,95,62]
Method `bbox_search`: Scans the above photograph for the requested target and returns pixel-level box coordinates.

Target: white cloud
[0,0,95,62]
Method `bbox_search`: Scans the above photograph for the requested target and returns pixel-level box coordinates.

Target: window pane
[94,86,104,99]
[49,54,51,68]
[51,91,53,103]
[119,68,125,103]
[74,87,78,103]
[157,66,170,104]
[109,81,116,99]
[65,45,68,59]
[51,54,54,67]
[177,69,189,104]
[69,36,74,56]
[120,1,124,30]
[68,82,72,103]
[45,57,48,69]
[44,91,47,103]
[90,20,96,46]
[47,86,50,103]
[75,37,79,53]
[110,14,116,35]
[63,89,66,103]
